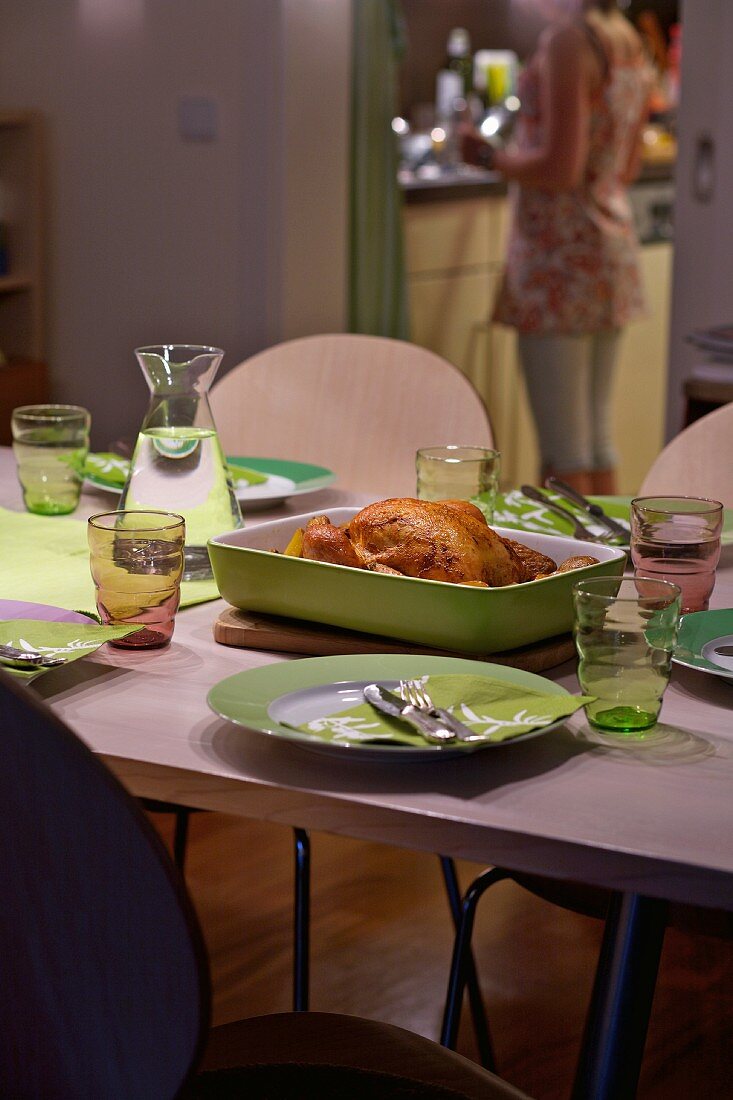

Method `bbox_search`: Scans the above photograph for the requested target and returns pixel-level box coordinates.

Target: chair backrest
[638,402,733,507]
[210,334,494,497]
[0,671,209,1099]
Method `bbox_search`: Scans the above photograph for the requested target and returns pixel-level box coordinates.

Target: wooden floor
[153,810,733,1099]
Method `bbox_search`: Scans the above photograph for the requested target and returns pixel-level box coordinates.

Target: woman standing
[464,1,651,494]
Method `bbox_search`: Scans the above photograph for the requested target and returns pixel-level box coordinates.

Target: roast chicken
[299,498,577,587]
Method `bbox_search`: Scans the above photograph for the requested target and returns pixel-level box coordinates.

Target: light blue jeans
[517,330,621,473]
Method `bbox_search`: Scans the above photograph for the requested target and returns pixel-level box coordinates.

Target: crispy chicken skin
[303,498,526,587]
[301,515,362,568]
[501,537,557,580]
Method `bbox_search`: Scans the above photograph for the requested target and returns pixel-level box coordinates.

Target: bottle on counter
[445,27,473,97]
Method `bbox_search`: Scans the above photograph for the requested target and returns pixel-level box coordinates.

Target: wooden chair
[210,333,495,497]
[0,670,529,1100]
[638,401,733,506]
[212,331,498,1059]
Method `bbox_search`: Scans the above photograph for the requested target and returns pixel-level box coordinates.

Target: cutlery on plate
[520,485,607,543]
[399,679,483,742]
[363,683,456,744]
[544,477,630,543]
[0,643,65,668]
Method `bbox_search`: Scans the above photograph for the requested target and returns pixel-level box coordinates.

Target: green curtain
[349,0,409,339]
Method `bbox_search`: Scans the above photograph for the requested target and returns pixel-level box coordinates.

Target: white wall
[0,0,351,449]
[666,0,733,437]
[280,0,351,340]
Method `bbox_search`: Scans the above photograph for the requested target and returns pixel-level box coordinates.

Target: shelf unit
[0,110,48,444]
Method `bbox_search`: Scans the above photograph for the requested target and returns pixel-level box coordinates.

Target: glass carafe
[119,344,242,579]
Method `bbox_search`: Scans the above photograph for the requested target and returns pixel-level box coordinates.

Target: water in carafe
[119,345,242,579]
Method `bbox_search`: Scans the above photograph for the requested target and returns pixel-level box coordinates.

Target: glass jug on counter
[119,344,242,580]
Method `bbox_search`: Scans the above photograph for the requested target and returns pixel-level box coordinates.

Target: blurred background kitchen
[0,1,730,491]
[395,0,679,494]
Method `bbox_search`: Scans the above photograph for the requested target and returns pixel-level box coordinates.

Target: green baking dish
[209,508,626,655]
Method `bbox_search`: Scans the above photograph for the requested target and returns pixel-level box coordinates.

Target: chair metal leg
[439,857,498,1070]
[572,891,667,1100]
[440,865,510,1054]
[293,828,311,1011]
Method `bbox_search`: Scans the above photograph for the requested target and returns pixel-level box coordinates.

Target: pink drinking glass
[88,510,185,648]
[630,496,723,614]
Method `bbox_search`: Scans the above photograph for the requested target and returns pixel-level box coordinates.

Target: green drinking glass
[573,576,681,734]
[11,404,91,515]
[416,445,501,521]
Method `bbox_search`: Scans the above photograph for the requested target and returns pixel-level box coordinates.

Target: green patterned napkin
[291,674,593,748]
[488,489,631,541]
[84,453,268,489]
[84,452,129,487]
[0,619,142,682]
[0,506,220,616]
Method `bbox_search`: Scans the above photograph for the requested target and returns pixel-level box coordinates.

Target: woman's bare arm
[494,24,594,191]
[620,91,652,184]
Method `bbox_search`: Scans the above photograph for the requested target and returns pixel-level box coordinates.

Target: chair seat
[194,1012,529,1099]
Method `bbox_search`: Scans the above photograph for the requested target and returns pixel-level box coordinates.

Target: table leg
[572,891,667,1100]
[293,828,310,1011]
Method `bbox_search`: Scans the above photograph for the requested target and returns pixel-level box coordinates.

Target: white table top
[3,449,732,911]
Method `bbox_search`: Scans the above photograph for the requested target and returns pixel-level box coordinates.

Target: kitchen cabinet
[404,194,672,494]
[612,242,672,494]
[0,110,48,444]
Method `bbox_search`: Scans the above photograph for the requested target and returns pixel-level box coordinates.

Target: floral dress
[493,31,650,335]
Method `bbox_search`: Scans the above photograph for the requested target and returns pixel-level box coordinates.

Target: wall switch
[178,97,218,142]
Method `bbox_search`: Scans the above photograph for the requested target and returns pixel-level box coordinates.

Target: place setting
[207,652,590,763]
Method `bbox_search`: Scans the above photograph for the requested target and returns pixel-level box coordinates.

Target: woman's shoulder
[585,10,646,67]
[535,20,601,86]
[537,19,588,58]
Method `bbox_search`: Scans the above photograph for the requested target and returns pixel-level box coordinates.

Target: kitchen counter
[400,160,675,204]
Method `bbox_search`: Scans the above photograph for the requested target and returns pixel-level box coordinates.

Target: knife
[544,477,630,543]
[520,485,603,543]
[363,684,456,744]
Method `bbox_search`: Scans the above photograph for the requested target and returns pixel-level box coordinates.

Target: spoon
[0,643,65,668]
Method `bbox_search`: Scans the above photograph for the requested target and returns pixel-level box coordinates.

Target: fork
[0,643,65,669]
[520,484,609,543]
[399,680,482,743]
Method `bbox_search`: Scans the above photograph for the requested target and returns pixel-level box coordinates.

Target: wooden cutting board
[213,607,575,674]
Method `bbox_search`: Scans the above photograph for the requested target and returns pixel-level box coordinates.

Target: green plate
[209,507,626,655]
[226,457,335,509]
[207,653,572,761]
[495,491,733,546]
[84,453,335,511]
[673,609,733,684]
